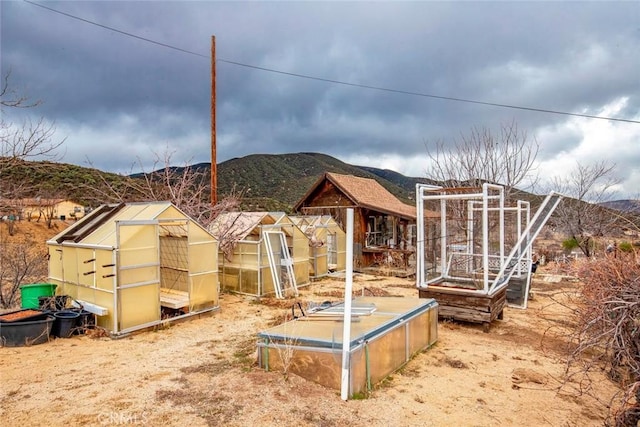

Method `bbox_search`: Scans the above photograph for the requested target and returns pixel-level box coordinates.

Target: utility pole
[210,35,217,206]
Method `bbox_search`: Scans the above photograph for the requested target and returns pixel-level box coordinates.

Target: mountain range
[599,199,640,214]
[213,152,438,209]
[3,152,637,215]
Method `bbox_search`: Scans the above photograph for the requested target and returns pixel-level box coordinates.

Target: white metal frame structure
[416,183,505,292]
[416,183,562,307]
[467,199,533,308]
[466,200,531,268]
[489,192,563,295]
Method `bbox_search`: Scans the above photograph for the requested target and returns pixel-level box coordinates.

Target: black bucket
[51,310,80,338]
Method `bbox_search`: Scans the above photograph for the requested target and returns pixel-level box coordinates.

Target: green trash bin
[20,283,58,309]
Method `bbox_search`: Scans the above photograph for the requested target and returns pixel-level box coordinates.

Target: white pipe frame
[416,183,504,295]
[417,184,554,299]
[487,192,562,295]
[467,199,531,276]
[415,184,442,289]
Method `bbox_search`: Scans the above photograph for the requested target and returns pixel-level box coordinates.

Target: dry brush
[565,252,639,426]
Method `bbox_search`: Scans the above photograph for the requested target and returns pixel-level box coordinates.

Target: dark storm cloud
[1,1,639,195]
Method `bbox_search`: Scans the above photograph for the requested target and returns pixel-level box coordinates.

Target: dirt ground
[0,266,622,427]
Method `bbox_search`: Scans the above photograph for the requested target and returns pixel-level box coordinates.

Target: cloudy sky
[2,1,639,198]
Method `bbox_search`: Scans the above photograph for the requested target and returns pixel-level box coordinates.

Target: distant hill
[356,166,439,200]
[0,158,130,206]
[214,152,418,207]
[4,153,639,217]
[1,153,422,211]
[600,199,640,213]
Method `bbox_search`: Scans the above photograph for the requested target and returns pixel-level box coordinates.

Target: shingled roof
[295,172,439,220]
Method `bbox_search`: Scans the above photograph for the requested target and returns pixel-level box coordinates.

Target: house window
[366,215,386,247]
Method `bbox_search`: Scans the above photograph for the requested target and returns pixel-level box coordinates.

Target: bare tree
[552,161,621,257]
[0,227,48,309]
[0,72,64,307]
[1,71,66,210]
[133,150,216,226]
[1,71,65,174]
[424,120,539,245]
[425,120,539,198]
[209,211,258,262]
[0,71,37,108]
[41,198,59,229]
[86,147,242,228]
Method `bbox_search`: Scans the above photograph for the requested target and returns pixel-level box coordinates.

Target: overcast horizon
[2,1,639,199]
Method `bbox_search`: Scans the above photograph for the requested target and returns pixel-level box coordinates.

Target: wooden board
[418,287,506,331]
[160,288,189,309]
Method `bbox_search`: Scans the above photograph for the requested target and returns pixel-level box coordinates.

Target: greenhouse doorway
[264,231,298,298]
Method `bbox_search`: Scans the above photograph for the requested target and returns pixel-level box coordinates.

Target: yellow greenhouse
[46,202,219,336]
[208,212,309,298]
[290,215,347,279]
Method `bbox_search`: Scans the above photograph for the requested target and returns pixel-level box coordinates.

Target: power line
[24,0,640,125]
[24,0,208,59]
[217,59,640,124]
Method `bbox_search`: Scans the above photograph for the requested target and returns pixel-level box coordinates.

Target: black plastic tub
[51,310,80,338]
[0,315,55,347]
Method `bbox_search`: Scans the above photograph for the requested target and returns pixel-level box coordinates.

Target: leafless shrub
[0,229,48,309]
[564,253,640,426]
[267,318,300,380]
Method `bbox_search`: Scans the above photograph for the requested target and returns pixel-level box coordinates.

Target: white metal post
[416,185,424,288]
[525,201,531,264]
[340,208,354,400]
[440,194,447,279]
[257,240,262,297]
[482,185,489,292]
[112,245,118,334]
[517,200,522,275]
[499,186,505,264]
[467,200,474,258]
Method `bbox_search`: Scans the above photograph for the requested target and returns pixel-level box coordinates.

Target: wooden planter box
[419,286,506,332]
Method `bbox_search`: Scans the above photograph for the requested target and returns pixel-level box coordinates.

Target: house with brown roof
[293,172,439,273]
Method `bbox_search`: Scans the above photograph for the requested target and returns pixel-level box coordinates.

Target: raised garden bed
[0,309,49,323]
